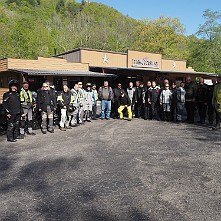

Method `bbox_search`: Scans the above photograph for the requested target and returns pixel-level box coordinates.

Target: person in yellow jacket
[212,74,221,130]
[57,85,75,131]
[118,91,132,121]
[20,81,35,136]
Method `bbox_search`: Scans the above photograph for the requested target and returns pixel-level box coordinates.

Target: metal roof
[9,69,116,78]
[90,66,216,77]
[53,47,127,57]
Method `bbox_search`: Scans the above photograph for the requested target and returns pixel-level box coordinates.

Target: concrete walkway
[0,119,220,221]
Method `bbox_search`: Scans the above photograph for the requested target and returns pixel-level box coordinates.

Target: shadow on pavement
[180,123,221,144]
[0,156,12,173]
[0,156,150,221]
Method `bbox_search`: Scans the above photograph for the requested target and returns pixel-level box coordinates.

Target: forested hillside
[0,0,221,73]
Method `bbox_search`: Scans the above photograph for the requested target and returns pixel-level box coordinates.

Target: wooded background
[0,0,221,73]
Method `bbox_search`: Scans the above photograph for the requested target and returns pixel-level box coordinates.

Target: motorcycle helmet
[86,83,92,87]
[8,79,19,89]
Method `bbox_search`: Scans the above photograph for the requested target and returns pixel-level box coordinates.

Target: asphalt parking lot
[0,119,221,221]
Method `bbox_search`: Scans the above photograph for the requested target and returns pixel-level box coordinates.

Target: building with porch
[55,48,214,89]
[0,56,115,102]
[0,47,216,102]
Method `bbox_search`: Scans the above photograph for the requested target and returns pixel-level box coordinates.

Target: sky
[83,0,221,36]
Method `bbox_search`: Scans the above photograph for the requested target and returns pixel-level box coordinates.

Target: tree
[133,16,189,60]
[189,9,221,73]
[56,0,65,13]
[6,0,40,7]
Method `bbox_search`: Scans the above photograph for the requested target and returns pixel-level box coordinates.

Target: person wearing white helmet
[70,83,81,127]
[37,82,57,134]
[57,85,75,131]
[83,83,95,122]
[91,84,98,120]
[159,83,172,121]
[77,81,85,124]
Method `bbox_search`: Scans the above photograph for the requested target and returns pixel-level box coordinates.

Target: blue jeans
[101,100,111,119]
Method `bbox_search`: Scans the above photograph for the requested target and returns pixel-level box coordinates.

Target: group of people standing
[123,75,221,129]
[2,80,99,141]
[2,74,221,142]
[36,81,100,133]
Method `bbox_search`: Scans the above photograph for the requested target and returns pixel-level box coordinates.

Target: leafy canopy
[0,0,220,73]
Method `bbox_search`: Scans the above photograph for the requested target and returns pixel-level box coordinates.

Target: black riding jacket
[58,91,72,108]
[196,84,208,103]
[37,89,57,112]
[3,91,21,115]
[134,87,143,104]
[148,87,160,103]
[185,81,197,101]
[118,95,131,106]
[113,88,126,102]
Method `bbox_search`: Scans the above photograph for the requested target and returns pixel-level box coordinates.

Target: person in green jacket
[212,74,221,130]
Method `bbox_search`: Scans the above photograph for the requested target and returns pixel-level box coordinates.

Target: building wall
[161,59,187,71]
[0,71,23,103]
[61,50,81,63]
[0,71,21,88]
[81,49,127,68]
[127,50,162,70]
[0,59,8,72]
[7,57,89,72]
[0,57,91,93]
[186,67,195,72]
[55,48,197,76]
